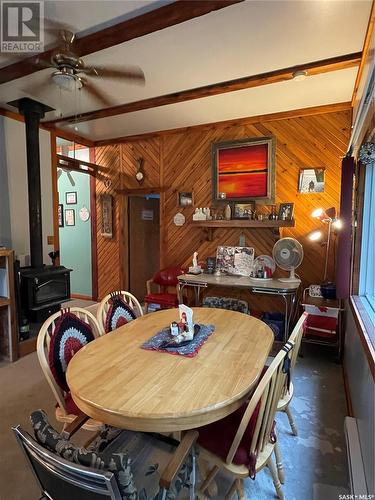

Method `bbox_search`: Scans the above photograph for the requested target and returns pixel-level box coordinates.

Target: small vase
[224,204,231,220]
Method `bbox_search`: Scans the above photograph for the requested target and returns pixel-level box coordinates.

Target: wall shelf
[191,219,295,241]
[0,249,17,361]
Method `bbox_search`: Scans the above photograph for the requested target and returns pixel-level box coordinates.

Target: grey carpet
[0,346,349,499]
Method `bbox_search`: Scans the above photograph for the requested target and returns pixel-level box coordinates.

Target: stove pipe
[8,98,54,268]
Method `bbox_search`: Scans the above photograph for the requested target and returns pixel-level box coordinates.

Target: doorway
[55,137,97,300]
[128,195,160,301]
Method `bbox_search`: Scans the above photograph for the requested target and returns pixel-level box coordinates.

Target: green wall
[58,170,92,297]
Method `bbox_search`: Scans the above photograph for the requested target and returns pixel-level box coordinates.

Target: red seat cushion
[144,293,179,307]
[197,400,261,473]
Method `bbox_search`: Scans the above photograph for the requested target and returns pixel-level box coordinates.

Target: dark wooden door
[129,196,160,301]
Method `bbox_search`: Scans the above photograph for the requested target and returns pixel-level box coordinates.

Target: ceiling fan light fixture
[52,71,82,92]
[292,70,307,81]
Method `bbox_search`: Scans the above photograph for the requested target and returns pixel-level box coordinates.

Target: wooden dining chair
[97,290,143,334]
[197,345,293,500]
[36,307,103,432]
[144,266,185,313]
[13,409,198,500]
[277,312,308,436]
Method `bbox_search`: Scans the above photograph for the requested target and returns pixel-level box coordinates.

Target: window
[358,160,375,326]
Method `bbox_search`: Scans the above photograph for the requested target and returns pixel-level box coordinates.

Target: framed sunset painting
[211,136,276,203]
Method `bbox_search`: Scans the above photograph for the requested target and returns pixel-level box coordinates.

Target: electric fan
[272,237,303,283]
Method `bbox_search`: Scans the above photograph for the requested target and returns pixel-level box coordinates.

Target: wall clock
[135,157,145,184]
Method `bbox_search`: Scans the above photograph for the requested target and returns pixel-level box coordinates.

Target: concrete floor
[0,345,349,500]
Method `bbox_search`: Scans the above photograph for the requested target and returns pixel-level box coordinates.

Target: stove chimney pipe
[8,98,54,268]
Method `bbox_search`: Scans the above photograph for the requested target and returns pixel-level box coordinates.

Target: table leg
[194,285,201,306]
[281,294,288,343]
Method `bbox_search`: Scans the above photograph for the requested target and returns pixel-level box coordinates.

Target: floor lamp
[308,207,342,282]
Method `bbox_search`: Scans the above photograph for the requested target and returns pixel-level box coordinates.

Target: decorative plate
[254,255,276,273]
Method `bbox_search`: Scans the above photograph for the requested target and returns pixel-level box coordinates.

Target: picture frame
[58,204,64,227]
[178,191,193,207]
[278,202,294,221]
[66,191,77,204]
[232,202,255,219]
[298,168,325,193]
[211,136,276,203]
[65,208,75,226]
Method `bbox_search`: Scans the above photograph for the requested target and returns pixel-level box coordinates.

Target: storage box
[262,312,285,341]
[303,304,338,338]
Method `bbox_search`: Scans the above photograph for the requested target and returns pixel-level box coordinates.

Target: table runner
[141,323,215,357]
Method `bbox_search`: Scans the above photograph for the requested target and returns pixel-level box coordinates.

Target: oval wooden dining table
[66,308,273,433]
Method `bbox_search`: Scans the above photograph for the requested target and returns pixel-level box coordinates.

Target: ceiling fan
[57,166,75,186]
[26,27,145,107]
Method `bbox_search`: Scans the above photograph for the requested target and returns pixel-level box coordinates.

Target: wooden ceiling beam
[0,0,243,85]
[45,52,361,126]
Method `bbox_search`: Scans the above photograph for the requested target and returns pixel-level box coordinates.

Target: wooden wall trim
[89,148,98,301]
[50,131,60,262]
[47,54,360,127]
[351,163,365,294]
[351,0,375,106]
[95,101,352,146]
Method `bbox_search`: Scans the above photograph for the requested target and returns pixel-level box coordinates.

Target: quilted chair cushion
[30,410,192,500]
[197,401,261,478]
[48,312,95,393]
[30,410,135,499]
[152,267,184,287]
[105,295,138,333]
[202,296,250,315]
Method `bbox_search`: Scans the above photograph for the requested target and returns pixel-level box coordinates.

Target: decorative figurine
[188,251,202,274]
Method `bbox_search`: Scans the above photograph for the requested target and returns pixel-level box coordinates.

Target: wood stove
[8,98,72,326]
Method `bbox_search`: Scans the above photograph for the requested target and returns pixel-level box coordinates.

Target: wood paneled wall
[95,144,122,298]
[95,108,351,302]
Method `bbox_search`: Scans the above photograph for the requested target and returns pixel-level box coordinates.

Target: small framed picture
[298,168,325,193]
[65,209,75,226]
[66,191,77,204]
[178,192,193,207]
[278,203,294,221]
[233,202,255,219]
[58,204,64,227]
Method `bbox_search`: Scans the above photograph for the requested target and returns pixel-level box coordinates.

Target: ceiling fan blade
[81,79,114,107]
[81,65,145,84]
[43,19,78,46]
[57,169,62,179]
[67,171,75,187]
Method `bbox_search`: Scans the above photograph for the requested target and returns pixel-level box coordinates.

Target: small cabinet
[0,249,17,361]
